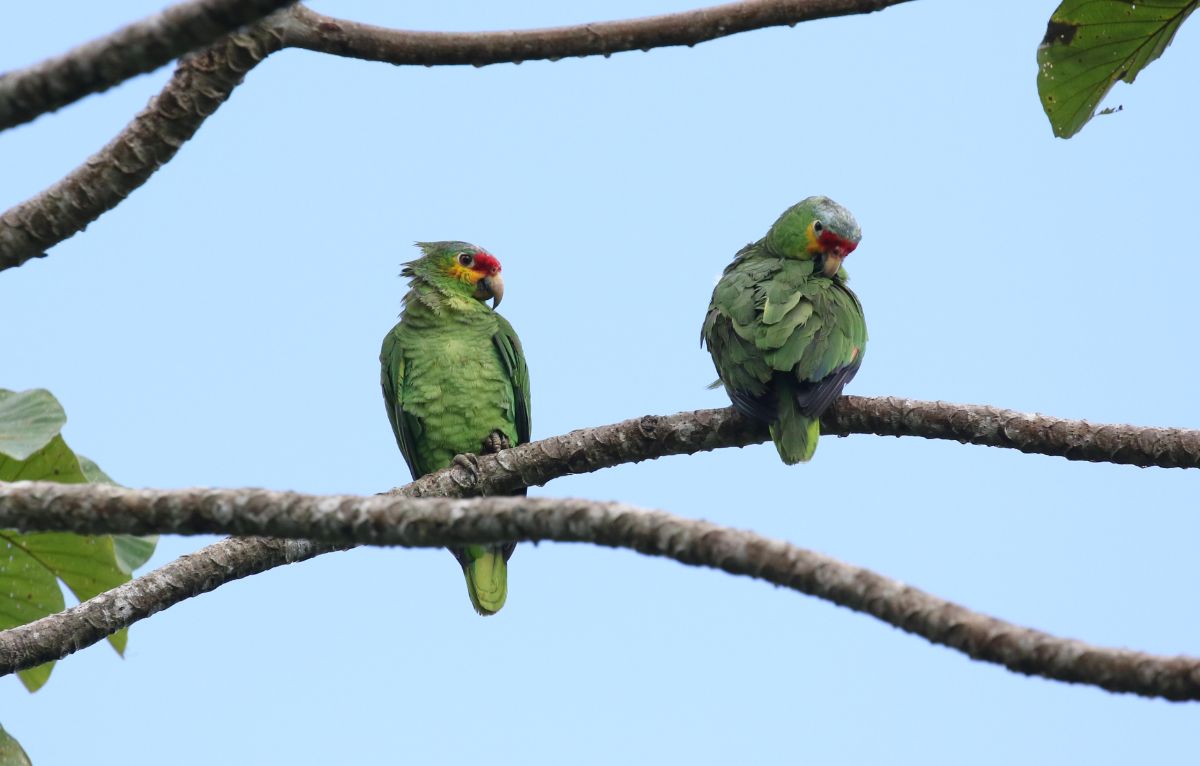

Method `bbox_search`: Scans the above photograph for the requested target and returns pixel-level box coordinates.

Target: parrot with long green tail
[380,241,531,615]
[702,197,867,464]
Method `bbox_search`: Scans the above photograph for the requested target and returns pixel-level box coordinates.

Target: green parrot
[702,197,867,464]
[380,241,531,615]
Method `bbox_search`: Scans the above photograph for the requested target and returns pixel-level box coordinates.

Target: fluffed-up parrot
[702,197,867,464]
[380,241,531,615]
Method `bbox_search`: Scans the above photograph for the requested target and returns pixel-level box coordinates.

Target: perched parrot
[702,197,867,464]
[380,241,531,615]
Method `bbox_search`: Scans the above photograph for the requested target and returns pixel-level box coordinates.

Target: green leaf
[0,724,32,766]
[1037,0,1198,138]
[0,392,157,692]
[0,389,66,461]
[75,454,113,484]
[0,531,66,692]
[0,435,88,485]
[112,535,158,575]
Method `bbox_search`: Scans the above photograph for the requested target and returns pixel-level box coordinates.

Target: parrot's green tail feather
[769,394,820,464]
[460,545,509,616]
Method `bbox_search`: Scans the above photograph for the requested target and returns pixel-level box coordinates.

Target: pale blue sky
[2,1,1199,763]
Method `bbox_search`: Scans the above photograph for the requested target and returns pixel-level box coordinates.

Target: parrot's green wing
[766,272,866,416]
[704,256,866,463]
[380,329,425,479]
[702,245,776,418]
[492,314,531,447]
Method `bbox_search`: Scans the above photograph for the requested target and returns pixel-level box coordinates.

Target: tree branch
[0,23,285,272]
[0,0,914,271]
[0,398,1192,683]
[1,482,1198,701]
[400,398,1200,502]
[279,0,913,67]
[0,0,296,131]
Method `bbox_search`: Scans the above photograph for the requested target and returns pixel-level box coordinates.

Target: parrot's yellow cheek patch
[804,225,823,255]
[448,263,483,284]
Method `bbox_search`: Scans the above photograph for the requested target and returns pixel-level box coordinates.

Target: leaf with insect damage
[1037,0,1197,138]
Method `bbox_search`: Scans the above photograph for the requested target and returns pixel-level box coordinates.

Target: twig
[279,0,913,67]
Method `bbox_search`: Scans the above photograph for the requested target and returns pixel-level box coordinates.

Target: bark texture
[1,482,1198,701]
[0,0,295,131]
[280,0,913,67]
[0,24,284,271]
[0,398,1192,682]
[400,400,1199,502]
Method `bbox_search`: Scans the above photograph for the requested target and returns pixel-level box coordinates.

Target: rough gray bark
[400,400,1199,503]
[0,399,1191,683]
[0,24,285,271]
[0,0,296,131]
[1,482,1198,702]
[279,0,914,67]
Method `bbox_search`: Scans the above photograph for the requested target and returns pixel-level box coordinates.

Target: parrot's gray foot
[452,452,481,484]
[481,430,512,455]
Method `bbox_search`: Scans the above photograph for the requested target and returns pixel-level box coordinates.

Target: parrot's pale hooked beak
[821,249,845,278]
[476,273,504,308]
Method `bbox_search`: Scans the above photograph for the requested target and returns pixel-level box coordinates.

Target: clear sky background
[2,1,1198,763]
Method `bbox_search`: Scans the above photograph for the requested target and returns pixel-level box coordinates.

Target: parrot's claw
[452,453,482,485]
[481,430,512,455]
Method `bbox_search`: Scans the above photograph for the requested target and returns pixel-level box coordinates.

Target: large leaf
[1037,0,1198,138]
[0,531,68,693]
[0,390,65,461]
[0,390,157,692]
[0,725,31,766]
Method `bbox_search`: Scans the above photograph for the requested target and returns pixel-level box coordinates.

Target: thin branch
[1,483,1198,701]
[279,0,914,67]
[0,0,296,131]
[0,23,285,272]
[0,398,1192,681]
[0,0,914,271]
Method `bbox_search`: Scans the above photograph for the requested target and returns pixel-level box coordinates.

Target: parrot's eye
[457,253,474,267]
[813,221,824,234]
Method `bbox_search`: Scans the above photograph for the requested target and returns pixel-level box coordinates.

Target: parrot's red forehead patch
[472,251,501,274]
[818,229,858,255]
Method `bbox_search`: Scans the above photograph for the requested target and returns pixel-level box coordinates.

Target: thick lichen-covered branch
[279,0,913,67]
[0,399,1193,682]
[1,482,1198,702]
[0,0,295,131]
[0,24,284,271]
